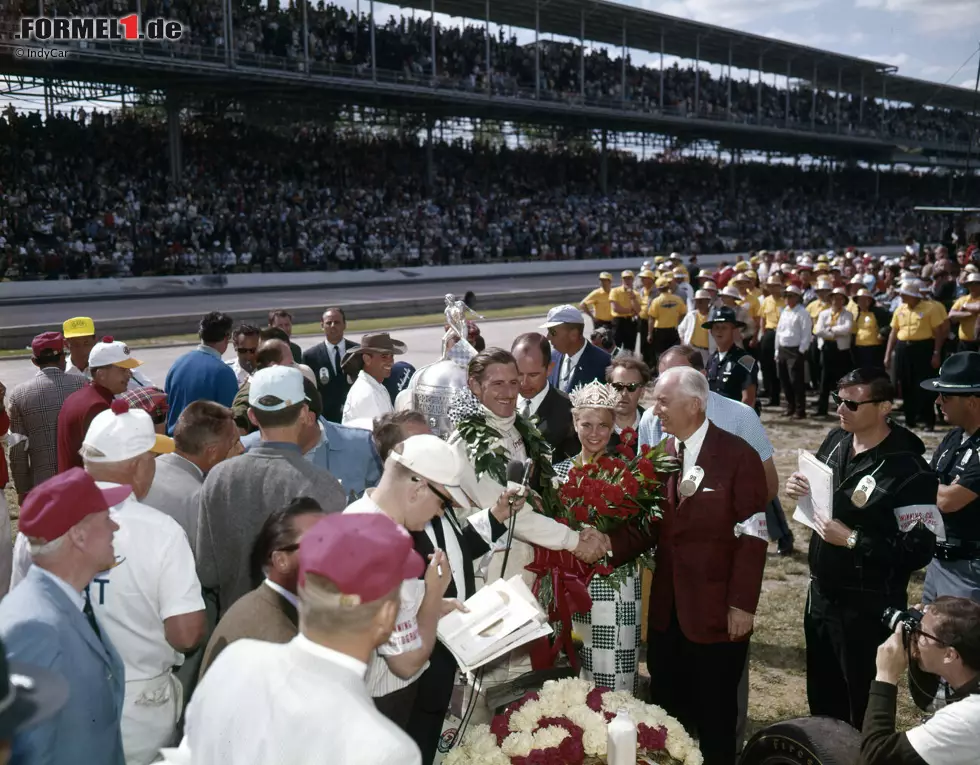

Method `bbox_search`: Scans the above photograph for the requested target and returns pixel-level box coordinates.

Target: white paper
[437,575,552,673]
[792,450,834,531]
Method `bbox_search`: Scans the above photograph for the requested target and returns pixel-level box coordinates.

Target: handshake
[573,528,611,564]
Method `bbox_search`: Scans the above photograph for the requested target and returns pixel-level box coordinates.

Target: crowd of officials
[0,237,974,765]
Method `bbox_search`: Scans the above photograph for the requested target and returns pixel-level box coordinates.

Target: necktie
[521,399,532,419]
[83,591,103,642]
[560,358,571,391]
[332,344,342,376]
[676,438,685,472]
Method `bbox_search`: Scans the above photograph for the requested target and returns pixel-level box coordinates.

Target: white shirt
[164,635,420,765]
[905,693,980,765]
[518,383,551,419]
[815,307,854,351]
[263,579,298,610]
[674,417,709,474]
[225,357,252,386]
[775,304,813,353]
[560,342,587,391]
[90,484,205,682]
[323,339,345,375]
[343,492,427,697]
[342,371,393,425]
[424,516,467,600]
[614,410,642,435]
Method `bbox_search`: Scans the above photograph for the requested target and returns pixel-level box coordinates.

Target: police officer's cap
[920,352,980,395]
[702,306,745,329]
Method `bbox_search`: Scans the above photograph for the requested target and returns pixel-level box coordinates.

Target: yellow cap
[599,272,613,281]
[746,269,758,280]
[656,278,668,289]
[639,270,656,280]
[749,255,761,265]
[152,435,176,455]
[766,275,784,286]
[654,256,665,264]
[734,261,750,272]
[672,266,687,278]
[63,316,95,339]
[815,263,830,273]
[621,270,635,278]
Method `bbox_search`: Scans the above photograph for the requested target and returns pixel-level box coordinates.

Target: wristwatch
[846,529,860,549]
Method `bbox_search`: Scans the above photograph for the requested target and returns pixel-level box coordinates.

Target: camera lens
[882,606,902,631]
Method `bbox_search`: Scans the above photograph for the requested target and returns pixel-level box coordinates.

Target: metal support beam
[757,54,763,124]
[580,10,585,100]
[726,40,732,120]
[370,0,376,82]
[485,0,491,94]
[226,0,235,67]
[859,73,864,123]
[836,68,842,134]
[430,0,436,85]
[600,129,608,195]
[534,0,540,100]
[222,0,230,67]
[136,0,143,56]
[785,59,791,127]
[659,29,664,111]
[621,19,627,106]
[166,93,182,185]
[811,62,817,130]
[694,34,700,115]
[302,0,310,74]
[881,72,887,134]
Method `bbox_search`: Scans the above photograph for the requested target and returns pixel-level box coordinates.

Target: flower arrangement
[443,677,702,765]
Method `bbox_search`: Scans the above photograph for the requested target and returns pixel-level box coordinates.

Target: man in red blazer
[606,366,768,765]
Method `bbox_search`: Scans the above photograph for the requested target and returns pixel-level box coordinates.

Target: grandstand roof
[406,0,978,112]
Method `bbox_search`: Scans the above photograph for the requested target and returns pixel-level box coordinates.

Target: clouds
[853,0,980,33]
[640,0,824,27]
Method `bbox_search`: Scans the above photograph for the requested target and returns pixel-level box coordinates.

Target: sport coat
[548,342,612,394]
[533,386,579,464]
[0,567,125,765]
[143,452,206,553]
[610,422,768,644]
[199,582,298,679]
[303,338,360,423]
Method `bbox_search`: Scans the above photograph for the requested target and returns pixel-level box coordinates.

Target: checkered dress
[555,456,642,693]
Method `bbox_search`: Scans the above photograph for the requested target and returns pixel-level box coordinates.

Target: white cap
[248,366,309,411]
[720,286,742,301]
[540,304,584,328]
[88,336,143,369]
[694,289,712,301]
[898,281,924,299]
[83,401,173,462]
[389,434,474,508]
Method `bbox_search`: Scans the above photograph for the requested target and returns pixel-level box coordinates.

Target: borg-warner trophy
[410,295,480,438]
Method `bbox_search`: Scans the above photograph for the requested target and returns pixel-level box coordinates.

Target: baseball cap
[19,467,132,542]
[83,400,174,462]
[62,316,95,339]
[734,261,749,272]
[598,272,613,281]
[639,269,655,280]
[298,513,424,602]
[0,636,68,740]
[785,285,803,297]
[31,332,64,359]
[540,305,584,329]
[388,434,474,509]
[620,269,634,278]
[248,366,310,411]
[88,337,143,369]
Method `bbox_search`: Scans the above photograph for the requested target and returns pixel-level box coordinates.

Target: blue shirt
[639,390,775,462]
[164,345,239,434]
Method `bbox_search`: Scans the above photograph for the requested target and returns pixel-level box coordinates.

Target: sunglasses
[831,392,887,411]
[412,476,455,507]
[611,382,643,393]
[236,347,257,355]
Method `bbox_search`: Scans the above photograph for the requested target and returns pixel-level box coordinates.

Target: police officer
[921,352,980,602]
[786,367,937,729]
[704,306,758,410]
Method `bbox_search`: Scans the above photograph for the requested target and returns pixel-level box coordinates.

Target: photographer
[860,597,980,765]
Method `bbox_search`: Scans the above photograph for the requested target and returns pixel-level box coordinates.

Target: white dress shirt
[775,304,813,354]
[674,417,710,474]
[323,339,345,375]
[342,371,394,425]
[815,308,854,351]
[225,357,252,386]
[518,383,551,419]
[424,517,467,599]
[560,343,587,391]
[263,579,299,610]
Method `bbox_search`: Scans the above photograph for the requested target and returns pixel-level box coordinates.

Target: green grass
[0,304,556,358]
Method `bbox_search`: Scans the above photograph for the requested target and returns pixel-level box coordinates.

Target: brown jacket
[199,582,298,679]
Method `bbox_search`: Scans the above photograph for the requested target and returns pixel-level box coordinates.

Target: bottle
[606,707,637,765]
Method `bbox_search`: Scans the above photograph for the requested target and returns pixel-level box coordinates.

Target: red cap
[31,332,64,358]
[299,514,424,603]
[19,468,132,542]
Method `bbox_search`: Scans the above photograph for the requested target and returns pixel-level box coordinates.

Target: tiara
[568,381,617,410]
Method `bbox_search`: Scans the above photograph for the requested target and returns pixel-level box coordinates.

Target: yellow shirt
[761,296,786,330]
[609,286,639,318]
[746,287,763,305]
[649,293,688,329]
[806,300,828,332]
[891,301,944,342]
[846,300,860,319]
[952,295,978,341]
[638,287,655,320]
[854,311,882,347]
[690,312,710,348]
[581,288,613,322]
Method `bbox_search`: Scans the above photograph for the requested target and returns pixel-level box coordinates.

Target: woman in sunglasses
[605,354,651,447]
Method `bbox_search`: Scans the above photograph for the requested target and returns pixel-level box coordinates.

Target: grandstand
[0,1,977,279]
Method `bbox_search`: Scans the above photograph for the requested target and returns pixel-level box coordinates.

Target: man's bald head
[256,339,293,370]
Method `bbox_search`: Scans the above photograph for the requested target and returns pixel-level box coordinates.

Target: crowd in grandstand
[0,107,954,281]
[6,1,978,145]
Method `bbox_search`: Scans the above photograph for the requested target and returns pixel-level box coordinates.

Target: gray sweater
[196,442,346,615]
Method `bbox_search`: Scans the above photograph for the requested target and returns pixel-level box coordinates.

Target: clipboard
[792,450,834,531]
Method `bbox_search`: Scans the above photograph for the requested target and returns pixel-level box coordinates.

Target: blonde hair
[298,573,400,636]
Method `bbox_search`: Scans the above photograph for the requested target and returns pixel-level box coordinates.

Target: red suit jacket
[610,421,768,644]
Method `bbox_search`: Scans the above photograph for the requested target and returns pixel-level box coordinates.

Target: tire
[739,716,862,765]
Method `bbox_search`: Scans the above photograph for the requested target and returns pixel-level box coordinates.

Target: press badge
[318,366,330,384]
[851,475,876,508]
[961,449,973,467]
[679,466,704,498]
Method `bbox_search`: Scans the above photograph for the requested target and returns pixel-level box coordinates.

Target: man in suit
[199,498,325,678]
[512,332,579,463]
[599,366,768,765]
[541,304,612,394]
[0,468,129,765]
[302,307,360,423]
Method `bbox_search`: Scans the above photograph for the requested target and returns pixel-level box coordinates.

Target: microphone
[505,458,533,494]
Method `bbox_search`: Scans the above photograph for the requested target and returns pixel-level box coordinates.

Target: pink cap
[20,468,131,542]
[299,514,424,604]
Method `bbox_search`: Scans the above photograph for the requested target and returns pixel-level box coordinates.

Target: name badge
[679,466,704,498]
[960,449,973,467]
[318,366,330,384]
[851,475,876,508]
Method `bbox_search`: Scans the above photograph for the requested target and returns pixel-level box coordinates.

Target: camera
[882,606,923,649]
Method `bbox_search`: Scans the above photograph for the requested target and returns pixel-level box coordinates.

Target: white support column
[726,40,732,119]
[757,53,763,123]
[370,0,376,82]
[430,0,436,85]
[836,67,842,133]
[580,9,585,100]
[659,29,664,111]
[621,18,626,106]
[811,62,817,130]
[694,34,700,115]
[785,59,791,127]
[534,0,540,100]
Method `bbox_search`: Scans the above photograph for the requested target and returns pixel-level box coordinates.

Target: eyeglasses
[831,392,887,411]
[412,476,455,508]
[914,627,949,647]
[611,382,643,393]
